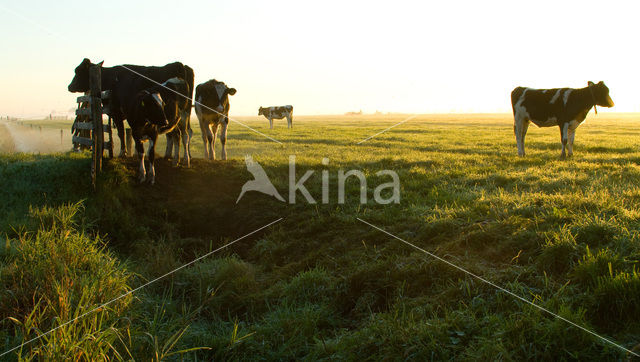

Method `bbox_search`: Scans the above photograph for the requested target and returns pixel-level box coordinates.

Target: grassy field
[1,113,640,360]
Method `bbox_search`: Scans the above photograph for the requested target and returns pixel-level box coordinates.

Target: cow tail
[510,87,523,116]
[511,87,524,135]
[185,65,195,110]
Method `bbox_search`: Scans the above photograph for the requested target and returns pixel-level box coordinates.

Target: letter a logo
[236,155,285,203]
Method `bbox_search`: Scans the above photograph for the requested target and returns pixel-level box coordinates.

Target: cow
[258,105,293,129]
[127,78,189,184]
[194,79,237,160]
[67,58,193,161]
[511,81,614,158]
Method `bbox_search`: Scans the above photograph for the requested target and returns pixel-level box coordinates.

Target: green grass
[1,113,640,359]
[0,202,132,360]
[0,153,90,233]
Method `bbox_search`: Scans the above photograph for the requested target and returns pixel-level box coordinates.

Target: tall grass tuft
[592,267,640,328]
[571,246,626,287]
[174,256,258,318]
[0,202,132,360]
[537,226,584,274]
[572,216,619,247]
[280,267,336,306]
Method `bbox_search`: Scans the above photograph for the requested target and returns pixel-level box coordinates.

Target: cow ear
[141,100,145,107]
[82,58,91,65]
[97,61,104,67]
[598,81,604,85]
[228,88,237,96]
[588,81,595,86]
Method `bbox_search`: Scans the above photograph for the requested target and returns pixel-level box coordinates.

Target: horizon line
[6,111,640,121]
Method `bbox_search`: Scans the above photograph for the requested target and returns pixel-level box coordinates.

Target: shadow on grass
[583,146,637,154]
[0,152,91,234]
[283,137,348,146]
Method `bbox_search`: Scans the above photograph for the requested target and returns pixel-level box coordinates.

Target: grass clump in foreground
[0,202,132,360]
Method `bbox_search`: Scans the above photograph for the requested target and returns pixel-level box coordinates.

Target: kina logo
[236,155,400,205]
[236,155,286,203]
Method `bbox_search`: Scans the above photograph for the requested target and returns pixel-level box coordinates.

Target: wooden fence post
[90,65,103,188]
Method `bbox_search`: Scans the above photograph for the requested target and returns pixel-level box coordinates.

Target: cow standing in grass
[195,79,237,160]
[125,78,189,184]
[511,81,614,158]
[259,105,293,129]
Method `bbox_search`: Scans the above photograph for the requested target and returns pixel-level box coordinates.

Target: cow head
[160,78,186,127]
[258,107,264,116]
[137,90,168,127]
[588,81,615,108]
[196,80,236,115]
[68,58,104,92]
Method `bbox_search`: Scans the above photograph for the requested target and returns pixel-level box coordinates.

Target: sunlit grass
[1,113,640,359]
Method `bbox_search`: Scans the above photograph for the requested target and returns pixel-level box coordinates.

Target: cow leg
[209,124,217,160]
[187,121,193,160]
[114,117,127,157]
[210,124,218,160]
[178,119,191,167]
[514,118,522,156]
[172,130,181,167]
[287,114,292,129]
[520,121,529,156]
[514,117,529,157]
[147,137,156,185]
[220,120,228,160]
[560,123,569,159]
[165,133,174,159]
[201,123,210,159]
[175,110,191,166]
[180,123,191,167]
[135,140,146,183]
[567,127,576,157]
[269,117,273,129]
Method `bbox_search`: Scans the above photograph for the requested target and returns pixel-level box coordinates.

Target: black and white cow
[195,79,237,160]
[127,78,189,184]
[258,105,293,129]
[67,58,193,160]
[511,81,614,158]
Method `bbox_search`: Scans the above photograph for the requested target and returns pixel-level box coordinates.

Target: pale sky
[0,0,638,117]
